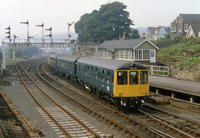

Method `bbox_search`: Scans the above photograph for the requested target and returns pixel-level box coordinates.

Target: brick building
[170,14,200,38]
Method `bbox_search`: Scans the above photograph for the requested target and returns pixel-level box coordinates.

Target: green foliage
[75,2,134,43]
[157,39,200,65]
[128,29,140,39]
[177,57,200,68]
[0,52,2,62]
[173,35,183,41]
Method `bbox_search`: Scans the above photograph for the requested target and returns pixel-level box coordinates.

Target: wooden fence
[145,65,170,77]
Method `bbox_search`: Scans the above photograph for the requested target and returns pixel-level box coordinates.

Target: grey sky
[1,0,200,39]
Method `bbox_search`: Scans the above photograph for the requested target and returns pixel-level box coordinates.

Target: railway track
[139,103,200,137]
[15,62,102,138]
[10,58,200,137]
[39,61,181,137]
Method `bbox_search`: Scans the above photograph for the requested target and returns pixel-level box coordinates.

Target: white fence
[145,65,170,77]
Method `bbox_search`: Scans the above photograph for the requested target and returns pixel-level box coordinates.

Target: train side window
[117,71,127,85]
[129,71,138,85]
[98,70,100,79]
[95,68,98,79]
[106,71,110,84]
[101,70,105,82]
[140,71,148,84]
[91,67,94,77]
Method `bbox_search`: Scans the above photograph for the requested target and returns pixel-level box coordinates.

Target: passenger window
[101,70,105,82]
[129,71,138,85]
[117,71,127,85]
[140,71,148,84]
[106,71,110,84]
[95,68,98,79]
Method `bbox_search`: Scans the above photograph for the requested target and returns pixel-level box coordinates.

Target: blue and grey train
[48,53,149,110]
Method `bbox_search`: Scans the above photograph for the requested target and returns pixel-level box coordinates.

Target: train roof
[57,54,80,62]
[77,57,147,70]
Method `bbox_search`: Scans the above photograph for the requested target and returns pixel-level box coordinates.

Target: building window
[135,50,151,60]
[135,50,142,59]
[115,50,132,60]
[98,50,110,58]
[184,24,188,32]
[143,50,150,59]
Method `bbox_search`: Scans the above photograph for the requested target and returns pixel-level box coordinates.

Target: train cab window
[140,71,148,84]
[117,71,127,85]
[129,71,138,85]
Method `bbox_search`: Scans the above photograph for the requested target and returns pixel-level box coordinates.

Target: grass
[157,42,200,67]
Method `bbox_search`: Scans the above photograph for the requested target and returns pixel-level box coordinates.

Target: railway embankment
[172,63,200,81]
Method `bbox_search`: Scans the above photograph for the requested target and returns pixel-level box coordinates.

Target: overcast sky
[1,0,200,40]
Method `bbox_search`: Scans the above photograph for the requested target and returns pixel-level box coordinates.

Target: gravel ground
[0,65,124,137]
[1,75,59,138]
[2,64,200,138]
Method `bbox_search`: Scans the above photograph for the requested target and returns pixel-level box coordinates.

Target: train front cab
[113,69,149,109]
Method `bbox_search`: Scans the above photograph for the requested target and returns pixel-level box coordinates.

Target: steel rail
[150,113,200,137]
[18,60,103,137]
[144,103,200,126]
[42,62,171,138]
[35,63,102,138]
[37,62,140,137]
[15,64,73,138]
[138,109,194,138]
[0,89,40,137]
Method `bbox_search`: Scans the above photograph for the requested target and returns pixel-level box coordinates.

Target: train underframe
[78,79,145,112]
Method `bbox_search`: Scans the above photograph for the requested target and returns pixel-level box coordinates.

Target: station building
[96,39,159,65]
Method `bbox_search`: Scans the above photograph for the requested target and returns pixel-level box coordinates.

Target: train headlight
[120,92,123,95]
[124,103,126,106]
[141,100,144,104]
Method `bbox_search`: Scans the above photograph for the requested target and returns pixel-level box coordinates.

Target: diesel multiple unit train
[48,53,149,110]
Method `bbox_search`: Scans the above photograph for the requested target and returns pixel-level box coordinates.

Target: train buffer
[148,93,171,104]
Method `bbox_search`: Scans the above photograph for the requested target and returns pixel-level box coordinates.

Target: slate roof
[98,39,159,51]
[190,24,200,38]
[171,19,177,24]
[180,14,200,21]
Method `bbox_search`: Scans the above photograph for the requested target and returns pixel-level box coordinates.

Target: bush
[177,57,200,68]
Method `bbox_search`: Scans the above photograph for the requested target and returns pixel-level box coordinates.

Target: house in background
[147,26,170,41]
[147,27,157,40]
[96,39,159,65]
[151,26,171,40]
[186,24,200,38]
[170,14,200,38]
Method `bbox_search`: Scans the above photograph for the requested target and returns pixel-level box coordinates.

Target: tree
[128,29,140,39]
[75,2,134,43]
